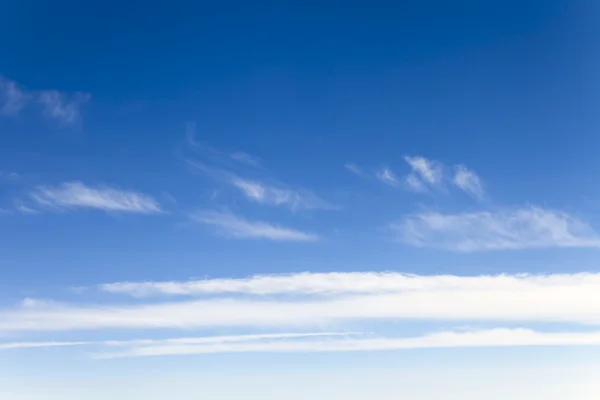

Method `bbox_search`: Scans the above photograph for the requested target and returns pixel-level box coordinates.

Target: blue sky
[2,0,600,398]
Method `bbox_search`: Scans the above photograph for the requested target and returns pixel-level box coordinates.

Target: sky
[1,0,600,398]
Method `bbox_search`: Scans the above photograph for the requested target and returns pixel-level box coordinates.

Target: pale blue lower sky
[2,347,600,399]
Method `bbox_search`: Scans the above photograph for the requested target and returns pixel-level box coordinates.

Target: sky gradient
[1,0,600,398]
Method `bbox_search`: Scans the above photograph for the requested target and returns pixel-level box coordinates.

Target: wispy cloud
[96,332,359,358]
[351,157,483,197]
[405,173,427,192]
[186,122,261,167]
[5,327,600,358]
[187,159,334,211]
[394,206,600,251]
[99,271,600,297]
[0,332,353,353]
[6,328,600,358]
[229,152,261,167]
[346,162,389,183]
[30,182,163,214]
[184,125,333,211]
[191,211,320,242]
[0,77,29,116]
[344,163,368,178]
[14,202,40,215]
[95,328,600,358]
[6,271,600,333]
[453,165,485,200]
[376,168,401,188]
[0,341,88,350]
[38,91,91,125]
[404,156,444,191]
[0,171,20,181]
[0,75,90,124]
[230,178,333,211]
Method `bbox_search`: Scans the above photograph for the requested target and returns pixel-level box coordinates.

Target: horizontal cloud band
[3,271,600,333]
[4,328,600,358]
[100,271,600,297]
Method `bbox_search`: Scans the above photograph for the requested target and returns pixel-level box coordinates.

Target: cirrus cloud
[393,206,600,252]
[191,211,320,242]
[30,181,163,214]
[0,74,90,124]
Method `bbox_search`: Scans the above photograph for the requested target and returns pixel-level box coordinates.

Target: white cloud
[403,156,486,198]
[0,75,90,123]
[0,77,28,115]
[191,211,320,242]
[376,168,401,187]
[404,156,444,188]
[38,91,91,125]
[0,341,88,350]
[31,181,163,214]
[96,328,600,358]
[5,328,600,358]
[453,165,485,200]
[394,206,600,251]
[230,178,332,211]
[6,271,600,332]
[186,160,333,211]
[346,159,451,191]
[0,332,353,353]
[106,332,357,347]
[99,271,600,297]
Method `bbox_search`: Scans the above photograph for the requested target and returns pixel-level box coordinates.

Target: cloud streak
[31,181,163,214]
[191,211,320,242]
[5,271,600,333]
[187,160,333,211]
[0,341,88,350]
[394,206,600,251]
[344,163,369,178]
[230,178,333,211]
[96,328,600,358]
[0,332,354,353]
[99,271,600,297]
[5,328,600,358]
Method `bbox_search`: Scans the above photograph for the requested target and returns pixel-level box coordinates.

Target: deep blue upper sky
[1,0,599,288]
[2,0,597,187]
